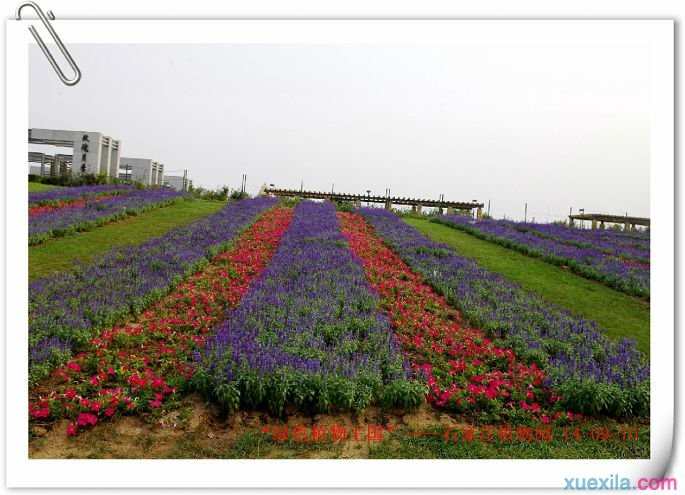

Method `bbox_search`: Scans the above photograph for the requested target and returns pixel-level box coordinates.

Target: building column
[50,157,58,177]
[109,140,121,178]
[74,132,102,176]
[99,139,111,176]
[384,200,392,210]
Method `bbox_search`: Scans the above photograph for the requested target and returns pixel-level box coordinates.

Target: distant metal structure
[568,213,650,231]
[119,163,133,181]
[264,187,484,216]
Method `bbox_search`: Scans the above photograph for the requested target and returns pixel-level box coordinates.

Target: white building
[118,157,164,186]
[164,175,191,192]
[28,128,121,177]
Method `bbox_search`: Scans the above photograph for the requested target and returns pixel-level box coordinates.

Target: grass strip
[30,199,224,280]
[406,218,649,356]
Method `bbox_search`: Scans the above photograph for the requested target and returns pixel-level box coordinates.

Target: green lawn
[29,199,224,280]
[28,182,62,192]
[405,218,650,355]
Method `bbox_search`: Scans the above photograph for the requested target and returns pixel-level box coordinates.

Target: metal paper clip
[16,1,81,86]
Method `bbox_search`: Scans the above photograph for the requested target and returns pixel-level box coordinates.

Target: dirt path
[29,394,649,459]
[29,394,460,459]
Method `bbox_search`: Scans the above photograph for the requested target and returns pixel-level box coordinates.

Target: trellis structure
[568,213,650,231]
[263,187,484,216]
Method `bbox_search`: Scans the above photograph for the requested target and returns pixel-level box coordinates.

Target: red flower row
[29,207,293,435]
[28,195,117,218]
[338,212,577,423]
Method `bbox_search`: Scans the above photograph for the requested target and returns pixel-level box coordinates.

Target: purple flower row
[433,215,649,298]
[29,188,184,245]
[28,184,135,206]
[196,201,414,414]
[510,221,649,261]
[361,208,648,417]
[29,197,278,382]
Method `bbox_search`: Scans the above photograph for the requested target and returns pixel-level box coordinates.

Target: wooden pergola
[568,213,650,231]
[263,187,484,216]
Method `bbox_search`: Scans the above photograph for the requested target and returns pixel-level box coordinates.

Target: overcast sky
[29,41,650,222]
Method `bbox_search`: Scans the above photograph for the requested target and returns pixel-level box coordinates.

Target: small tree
[189,185,234,201]
[229,189,249,201]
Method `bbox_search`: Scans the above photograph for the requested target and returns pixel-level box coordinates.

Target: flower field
[28,199,649,450]
[432,215,649,298]
[195,201,420,415]
[29,193,121,218]
[29,197,277,382]
[514,221,649,261]
[28,184,135,206]
[29,187,184,245]
[30,206,291,434]
[360,209,649,417]
[339,212,553,422]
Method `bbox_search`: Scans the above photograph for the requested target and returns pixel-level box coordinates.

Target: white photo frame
[6,19,674,488]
